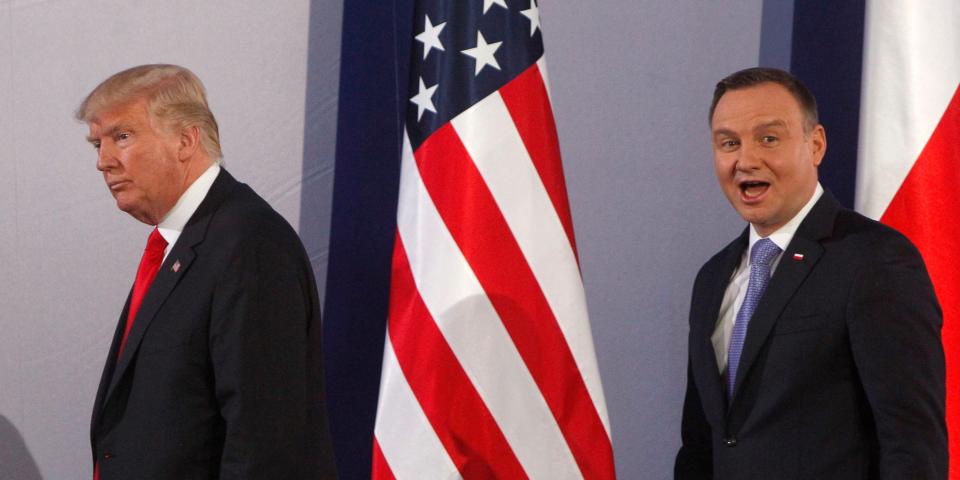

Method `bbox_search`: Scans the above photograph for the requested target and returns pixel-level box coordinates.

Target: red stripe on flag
[880,84,960,476]
[500,64,580,263]
[387,232,527,478]
[414,124,615,479]
[371,438,397,480]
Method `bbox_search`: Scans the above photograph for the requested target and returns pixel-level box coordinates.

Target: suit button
[723,437,737,447]
[103,452,114,460]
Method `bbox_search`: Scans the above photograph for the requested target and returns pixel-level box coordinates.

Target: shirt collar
[747,182,823,258]
[156,163,221,254]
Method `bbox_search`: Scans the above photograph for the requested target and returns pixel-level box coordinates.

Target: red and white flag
[371,0,615,478]
[858,0,960,476]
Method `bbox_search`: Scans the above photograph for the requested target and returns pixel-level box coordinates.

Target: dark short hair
[709,67,819,131]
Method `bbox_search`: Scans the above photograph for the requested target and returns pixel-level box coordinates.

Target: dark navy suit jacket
[91,169,337,479]
[676,191,946,479]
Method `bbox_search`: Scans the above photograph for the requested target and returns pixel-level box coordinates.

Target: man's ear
[178,125,201,161]
[810,124,827,167]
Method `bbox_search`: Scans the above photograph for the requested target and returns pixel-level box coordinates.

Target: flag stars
[483,0,508,14]
[410,77,439,121]
[520,0,541,37]
[461,31,502,75]
[415,15,446,60]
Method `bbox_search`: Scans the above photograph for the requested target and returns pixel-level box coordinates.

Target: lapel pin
[172,260,181,273]
[793,253,804,261]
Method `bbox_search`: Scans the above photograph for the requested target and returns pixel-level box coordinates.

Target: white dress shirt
[711,183,824,373]
[156,163,221,261]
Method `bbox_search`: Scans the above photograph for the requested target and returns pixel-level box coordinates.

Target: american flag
[371,0,616,478]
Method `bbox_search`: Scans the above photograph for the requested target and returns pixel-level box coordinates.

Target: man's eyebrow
[712,127,737,138]
[754,120,787,131]
[712,120,788,138]
[86,124,128,143]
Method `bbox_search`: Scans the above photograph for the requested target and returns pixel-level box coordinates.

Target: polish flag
[857,0,960,476]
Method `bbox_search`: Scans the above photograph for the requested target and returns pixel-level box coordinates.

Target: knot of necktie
[145,227,168,257]
[750,237,781,268]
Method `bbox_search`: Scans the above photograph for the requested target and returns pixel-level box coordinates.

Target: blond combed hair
[76,64,222,160]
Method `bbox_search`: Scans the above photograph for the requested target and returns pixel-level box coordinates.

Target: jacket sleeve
[675,359,713,479]
[209,236,330,479]
[847,234,947,479]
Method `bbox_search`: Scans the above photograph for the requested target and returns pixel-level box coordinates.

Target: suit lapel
[691,231,748,425]
[101,169,239,408]
[730,191,840,405]
[103,245,198,402]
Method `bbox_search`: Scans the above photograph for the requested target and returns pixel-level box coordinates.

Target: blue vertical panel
[759,0,794,71]
[323,0,413,477]
[300,0,345,305]
[790,1,865,208]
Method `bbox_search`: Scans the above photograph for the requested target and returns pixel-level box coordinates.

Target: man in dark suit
[78,64,336,479]
[675,67,947,479]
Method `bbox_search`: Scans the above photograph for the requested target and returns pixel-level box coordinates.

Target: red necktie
[116,228,168,358]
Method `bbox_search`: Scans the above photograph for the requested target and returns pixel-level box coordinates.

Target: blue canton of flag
[406,0,544,149]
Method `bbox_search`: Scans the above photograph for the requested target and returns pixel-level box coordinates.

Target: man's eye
[92,142,101,150]
[721,139,739,148]
[761,135,778,144]
[117,133,130,141]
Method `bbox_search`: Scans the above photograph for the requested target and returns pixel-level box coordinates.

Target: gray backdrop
[547,1,768,476]
[0,0,775,478]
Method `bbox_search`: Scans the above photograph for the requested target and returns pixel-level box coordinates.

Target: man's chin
[116,201,152,225]
[734,204,770,226]
[115,198,134,214]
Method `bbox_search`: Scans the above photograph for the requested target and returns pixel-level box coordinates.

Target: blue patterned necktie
[727,238,781,402]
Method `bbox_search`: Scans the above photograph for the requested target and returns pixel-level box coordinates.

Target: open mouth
[739,180,770,200]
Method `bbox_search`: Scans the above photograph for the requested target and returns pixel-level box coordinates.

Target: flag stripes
[500,64,579,259]
[374,337,460,478]
[450,84,611,439]
[375,60,614,476]
[389,128,583,477]
[371,440,396,480]
[387,233,527,477]
[427,110,610,474]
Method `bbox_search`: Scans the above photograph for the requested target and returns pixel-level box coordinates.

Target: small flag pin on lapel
[172,260,181,273]
[793,253,804,261]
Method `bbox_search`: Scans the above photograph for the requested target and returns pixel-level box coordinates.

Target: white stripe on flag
[373,337,460,480]
[537,56,553,104]
[394,131,582,477]
[452,91,612,436]
[856,0,960,218]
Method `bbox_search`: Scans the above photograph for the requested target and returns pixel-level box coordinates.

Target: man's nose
[735,143,762,171]
[96,144,116,172]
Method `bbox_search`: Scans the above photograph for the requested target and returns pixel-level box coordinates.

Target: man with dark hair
[82,64,337,479]
[675,67,947,479]
[708,67,820,131]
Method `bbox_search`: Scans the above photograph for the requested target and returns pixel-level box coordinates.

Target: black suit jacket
[675,191,946,479]
[91,169,337,479]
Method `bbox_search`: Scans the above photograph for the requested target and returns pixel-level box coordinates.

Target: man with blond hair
[81,64,336,479]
